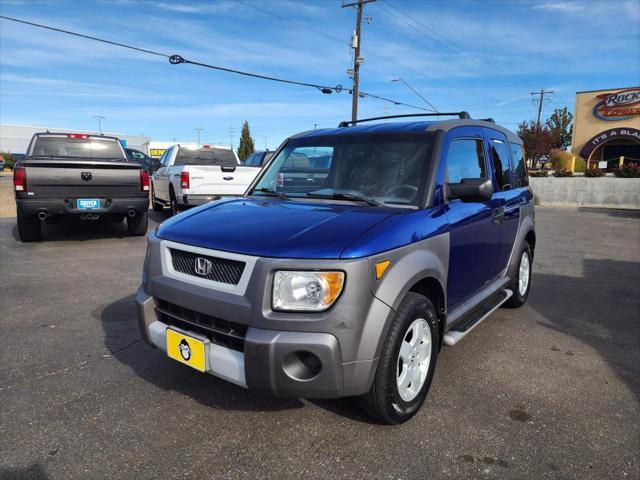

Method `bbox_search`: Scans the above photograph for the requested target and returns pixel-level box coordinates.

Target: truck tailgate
[23,160,144,198]
[186,165,260,196]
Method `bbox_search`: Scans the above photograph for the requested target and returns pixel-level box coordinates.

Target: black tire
[169,189,180,216]
[126,210,148,236]
[504,244,532,308]
[17,210,42,242]
[151,185,164,212]
[358,292,439,424]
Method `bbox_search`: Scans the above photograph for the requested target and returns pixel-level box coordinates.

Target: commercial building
[571,87,640,169]
[0,124,151,154]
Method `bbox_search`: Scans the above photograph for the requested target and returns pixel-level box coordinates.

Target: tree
[517,120,554,166]
[237,121,255,161]
[545,107,573,150]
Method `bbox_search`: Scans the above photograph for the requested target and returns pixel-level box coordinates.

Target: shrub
[613,162,640,178]
[553,169,573,177]
[529,170,548,177]
[0,151,12,170]
[550,149,586,172]
[573,156,586,173]
[583,167,606,178]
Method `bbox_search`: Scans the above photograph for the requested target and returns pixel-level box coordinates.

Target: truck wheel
[358,292,439,424]
[151,186,164,212]
[504,244,532,308]
[17,211,42,242]
[170,190,180,216]
[127,210,148,236]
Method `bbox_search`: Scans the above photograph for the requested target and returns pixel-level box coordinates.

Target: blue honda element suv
[136,112,535,424]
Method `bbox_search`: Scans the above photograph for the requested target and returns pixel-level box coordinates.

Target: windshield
[175,147,237,166]
[252,133,433,206]
[30,135,125,160]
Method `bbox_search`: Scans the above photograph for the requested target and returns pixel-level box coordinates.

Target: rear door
[444,127,502,309]
[485,129,520,275]
[152,147,173,201]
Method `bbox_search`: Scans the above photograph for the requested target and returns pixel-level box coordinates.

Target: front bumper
[136,288,346,398]
[16,197,149,218]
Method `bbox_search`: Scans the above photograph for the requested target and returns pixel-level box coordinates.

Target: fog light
[283,351,322,380]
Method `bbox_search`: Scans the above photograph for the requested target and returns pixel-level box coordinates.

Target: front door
[444,128,502,310]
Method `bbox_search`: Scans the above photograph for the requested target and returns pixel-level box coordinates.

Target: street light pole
[92,115,105,134]
[195,128,203,146]
[391,78,438,113]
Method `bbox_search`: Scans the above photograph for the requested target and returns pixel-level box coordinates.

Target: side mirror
[447,178,493,203]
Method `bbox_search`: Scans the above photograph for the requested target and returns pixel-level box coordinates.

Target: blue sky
[1,0,639,149]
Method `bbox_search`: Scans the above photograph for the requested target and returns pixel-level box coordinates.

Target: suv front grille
[155,299,247,352]
[170,248,245,285]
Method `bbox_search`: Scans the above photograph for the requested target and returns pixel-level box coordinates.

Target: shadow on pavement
[99,294,308,414]
[0,463,49,480]
[577,207,640,220]
[529,258,640,399]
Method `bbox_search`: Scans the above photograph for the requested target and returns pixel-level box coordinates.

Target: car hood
[156,198,398,259]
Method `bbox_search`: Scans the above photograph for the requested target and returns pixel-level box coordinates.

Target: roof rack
[479,118,495,123]
[338,112,471,128]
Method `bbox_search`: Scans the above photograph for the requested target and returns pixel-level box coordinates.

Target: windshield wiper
[252,187,290,200]
[306,192,381,207]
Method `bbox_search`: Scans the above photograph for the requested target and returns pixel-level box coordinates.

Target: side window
[446,139,487,183]
[490,138,512,191]
[509,143,528,187]
[163,147,173,166]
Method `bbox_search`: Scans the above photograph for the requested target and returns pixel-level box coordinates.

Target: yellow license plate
[166,329,206,372]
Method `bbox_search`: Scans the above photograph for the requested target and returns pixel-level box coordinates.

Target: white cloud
[532,2,583,13]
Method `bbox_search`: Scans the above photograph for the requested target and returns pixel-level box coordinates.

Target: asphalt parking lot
[0,206,638,479]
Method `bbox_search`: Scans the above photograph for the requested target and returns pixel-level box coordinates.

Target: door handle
[492,207,505,224]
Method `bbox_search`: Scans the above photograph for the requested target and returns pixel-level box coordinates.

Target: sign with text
[593,88,640,121]
[579,127,640,159]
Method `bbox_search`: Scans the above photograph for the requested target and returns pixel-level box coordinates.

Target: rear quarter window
[509,143,528,187]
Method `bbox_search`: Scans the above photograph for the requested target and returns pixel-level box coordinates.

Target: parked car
[9,153,25,170]
[244,150,273,167]
[136,113,535,424]
[151,144,261,215]
[275,150,331,194]
[126,147,160,173]
[13,132,150,242]
[0,156,4,171]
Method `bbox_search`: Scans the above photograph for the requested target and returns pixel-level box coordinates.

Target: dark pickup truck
[13,132,150,242]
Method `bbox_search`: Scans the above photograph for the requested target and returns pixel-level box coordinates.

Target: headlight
[272,271,345,312]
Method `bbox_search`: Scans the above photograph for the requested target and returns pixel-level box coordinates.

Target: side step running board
[443,289,513,346]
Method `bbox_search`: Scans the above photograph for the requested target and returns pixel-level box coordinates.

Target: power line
[232,1,490,102]
[0,15,341,93]
[0,14,432,114]
[378,0,529,84]
[239,0,349,46]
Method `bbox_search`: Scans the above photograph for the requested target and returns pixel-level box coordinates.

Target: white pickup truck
[151,144,261,215]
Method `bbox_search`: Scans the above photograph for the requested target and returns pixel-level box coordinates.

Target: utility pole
[264,136,267,150]
[228,125,235,150]
[531,89,554,128]
[314,123,319,130]
[343,0,375,123]
[92,115,105,134]
[195,128,203,146]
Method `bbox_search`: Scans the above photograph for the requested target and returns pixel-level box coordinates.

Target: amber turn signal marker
[375,260,391,280]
